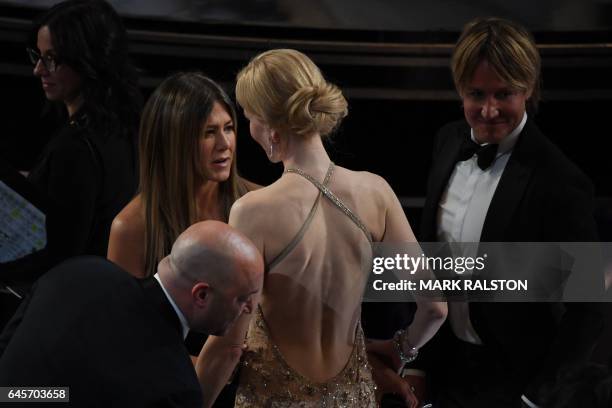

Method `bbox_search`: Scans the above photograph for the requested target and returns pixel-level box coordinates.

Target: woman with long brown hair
[108,72,256,279]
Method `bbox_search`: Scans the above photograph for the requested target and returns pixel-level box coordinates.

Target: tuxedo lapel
[421,123,468,241]
[479,120,539,242]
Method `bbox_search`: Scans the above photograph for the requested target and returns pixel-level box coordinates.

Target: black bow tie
[458,138,499,170]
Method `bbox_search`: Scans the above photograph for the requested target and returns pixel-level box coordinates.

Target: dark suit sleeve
[525,170,604,402]
[0,286,33,360]
[430,123,451,162]
[550,172,598,241]
[420,123,457,242]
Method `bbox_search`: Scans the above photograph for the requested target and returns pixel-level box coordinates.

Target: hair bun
[285,83,347,137]
[235,49,349,138]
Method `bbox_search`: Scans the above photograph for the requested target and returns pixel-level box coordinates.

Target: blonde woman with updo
[196,49,447,407]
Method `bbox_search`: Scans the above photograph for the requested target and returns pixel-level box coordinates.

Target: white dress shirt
[437,112,527,344]
[154,273,190,340]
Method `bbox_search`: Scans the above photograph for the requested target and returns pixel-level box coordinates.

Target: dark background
[0,0,611,232]
[4,0,612,31]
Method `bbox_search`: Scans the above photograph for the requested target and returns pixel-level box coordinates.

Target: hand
[366,338,403,372]
[402,373,426,404]
[227,342,248,383]
[367,351,419,408]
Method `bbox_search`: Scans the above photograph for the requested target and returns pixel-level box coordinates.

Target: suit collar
[479,118,543,241]
[421,122,467,241]
[422,118,545,242]
[139,277,184,337]
[154,274,189,340]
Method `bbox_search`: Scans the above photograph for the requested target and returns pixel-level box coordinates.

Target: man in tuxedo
[0,220,263,407]
[419,18,603,407]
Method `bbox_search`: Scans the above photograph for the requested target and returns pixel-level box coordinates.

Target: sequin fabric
[235,307,377,407]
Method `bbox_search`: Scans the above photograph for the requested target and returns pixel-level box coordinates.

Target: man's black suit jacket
[0,257,202,408]
[420,118,603,401]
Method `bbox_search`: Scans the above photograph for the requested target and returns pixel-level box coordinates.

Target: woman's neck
[195,180,223,221]
[65,94,84,118]
[282,133,331,178]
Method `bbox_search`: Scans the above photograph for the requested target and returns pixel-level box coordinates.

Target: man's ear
[191,282,210,306]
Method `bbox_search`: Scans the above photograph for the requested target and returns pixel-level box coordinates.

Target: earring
[268,143,274,158]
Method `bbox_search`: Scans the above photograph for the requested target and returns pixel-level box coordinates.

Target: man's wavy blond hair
[452,17,541,112]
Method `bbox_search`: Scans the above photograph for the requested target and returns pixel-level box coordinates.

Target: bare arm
[195,197,263,407]
[107,201,146,278]
[377,177,447,350]
[196,313,253,408]
[363,176,446,402]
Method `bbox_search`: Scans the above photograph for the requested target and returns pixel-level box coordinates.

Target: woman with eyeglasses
[8,0,141,282]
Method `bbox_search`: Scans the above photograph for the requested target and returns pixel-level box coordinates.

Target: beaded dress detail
[235,162,377,407]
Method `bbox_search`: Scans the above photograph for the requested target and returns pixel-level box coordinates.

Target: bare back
[237,163,388,383]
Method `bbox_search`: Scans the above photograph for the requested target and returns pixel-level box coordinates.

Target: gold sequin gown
[235,307,376,407]
[234,163,377,407]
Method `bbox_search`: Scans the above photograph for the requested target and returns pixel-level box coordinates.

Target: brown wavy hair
[139,72,248,277]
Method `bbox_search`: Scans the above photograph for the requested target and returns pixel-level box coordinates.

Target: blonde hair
[139,72,248,277]
[452,17,541,111]
[236,48,348,138]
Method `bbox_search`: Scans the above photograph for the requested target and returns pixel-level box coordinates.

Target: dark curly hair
[30,0,142,137]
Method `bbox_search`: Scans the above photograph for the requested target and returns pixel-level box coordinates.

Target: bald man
[0,221,263,408]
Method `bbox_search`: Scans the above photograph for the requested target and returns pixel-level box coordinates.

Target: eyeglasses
[26,48,60,73]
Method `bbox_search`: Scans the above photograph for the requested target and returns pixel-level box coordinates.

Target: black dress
[1,111,137,286]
